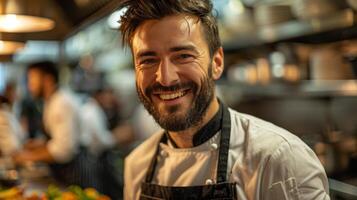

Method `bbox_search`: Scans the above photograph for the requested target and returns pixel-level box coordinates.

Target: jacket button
[210,143,218,150]
[160,150,168,157]
[205,179,214,185]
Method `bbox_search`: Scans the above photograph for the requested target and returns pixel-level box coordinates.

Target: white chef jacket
[124,108,330,200]
[43,89,81,163]
[80,98,115,156]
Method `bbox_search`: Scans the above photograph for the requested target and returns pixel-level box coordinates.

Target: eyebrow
[169,45,198,54]
[136,51,157,59]
[136,44,199,59]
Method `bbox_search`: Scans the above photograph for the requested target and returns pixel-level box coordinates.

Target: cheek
[181,66,207,85]
[136,71,152,94]
[28,78,40,92]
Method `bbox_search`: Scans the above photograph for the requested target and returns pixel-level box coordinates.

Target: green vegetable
[46,185,62,200]
[68,185,94,200]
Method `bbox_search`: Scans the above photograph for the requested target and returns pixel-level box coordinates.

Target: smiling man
[120,0,330,199]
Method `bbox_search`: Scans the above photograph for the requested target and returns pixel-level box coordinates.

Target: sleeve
[46,100,79,163]
[262,141,330,200]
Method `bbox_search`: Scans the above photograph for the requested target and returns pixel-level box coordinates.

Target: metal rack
[223,9,356,51]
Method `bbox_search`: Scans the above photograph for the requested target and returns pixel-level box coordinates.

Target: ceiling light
[0,0,55,32]
[0,40,24,55]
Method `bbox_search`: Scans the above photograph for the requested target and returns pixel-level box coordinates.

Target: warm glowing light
[0,14,55,32]
[107,8,128,29]
[0,40,25,54]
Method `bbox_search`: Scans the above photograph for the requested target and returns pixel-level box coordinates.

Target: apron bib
[140,105,237,200]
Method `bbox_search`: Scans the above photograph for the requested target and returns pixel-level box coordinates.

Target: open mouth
[154,89,190,101]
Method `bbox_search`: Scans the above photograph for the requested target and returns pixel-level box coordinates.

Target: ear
[211,47,224,80]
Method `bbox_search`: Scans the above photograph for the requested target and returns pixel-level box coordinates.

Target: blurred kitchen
[0,0,357,199]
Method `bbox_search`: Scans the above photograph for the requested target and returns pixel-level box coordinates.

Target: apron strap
[145,133,167,183]
[216,104,231,183]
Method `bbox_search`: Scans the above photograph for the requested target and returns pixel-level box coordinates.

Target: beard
[136,66,215,131]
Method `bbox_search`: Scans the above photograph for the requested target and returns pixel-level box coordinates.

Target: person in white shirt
[119,0,330,199]
[0,97,23,157]
[81,96,116,157]
[13,61,99,189]
[80,92,124,199]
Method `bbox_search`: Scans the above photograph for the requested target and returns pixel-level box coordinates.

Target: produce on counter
[0,185,110,200]
[0,187,23,200]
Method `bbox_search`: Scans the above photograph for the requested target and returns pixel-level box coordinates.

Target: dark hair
[119,0,221,56]
[0,95,9,105]
[27,61,59,83]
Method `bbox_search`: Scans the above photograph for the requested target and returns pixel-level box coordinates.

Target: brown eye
[179,54,193,59]
[138,58,159,69]
[141,58,157,65]
[174,54,195,64]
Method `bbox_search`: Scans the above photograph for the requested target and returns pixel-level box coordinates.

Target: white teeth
[159,91,185,100]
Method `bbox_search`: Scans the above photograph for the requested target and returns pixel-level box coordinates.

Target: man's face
[27,69,43,98]
[132,14,223,131]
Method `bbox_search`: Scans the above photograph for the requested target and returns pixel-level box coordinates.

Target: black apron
[140,105,238,199]
[41,120,101,190]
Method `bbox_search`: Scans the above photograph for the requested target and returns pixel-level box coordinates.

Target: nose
[155,58,179,86]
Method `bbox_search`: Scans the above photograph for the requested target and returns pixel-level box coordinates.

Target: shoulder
[124,131,164,199]
[228,109,329,197]
[125,131,163,168]
[48,89,80,111]
[228,108,324,173]
[228,108,308,155]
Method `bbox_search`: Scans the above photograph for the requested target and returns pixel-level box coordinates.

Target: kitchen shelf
[217,80,357,98]
[223,9,356,51]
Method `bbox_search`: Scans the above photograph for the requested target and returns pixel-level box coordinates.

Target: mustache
[145,82,196,96]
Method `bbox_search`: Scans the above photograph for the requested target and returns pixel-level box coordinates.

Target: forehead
[28,68,41,75]
[131,14,207,55]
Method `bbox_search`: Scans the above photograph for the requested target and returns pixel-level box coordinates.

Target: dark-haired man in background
[13,61,99,189]
[120,0,330,199]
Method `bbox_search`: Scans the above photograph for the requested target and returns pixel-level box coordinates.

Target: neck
[44,84,57,101]
[167,98,220,148]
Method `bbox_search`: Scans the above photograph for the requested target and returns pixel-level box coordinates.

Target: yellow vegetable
[83,188,98,199]
[0,187,21,199]
[61,192,77,200]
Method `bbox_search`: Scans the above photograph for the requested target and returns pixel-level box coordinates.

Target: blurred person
[94,87,122,131]
[81,90,124,199]
[12,61,100,189]
[3,81,18,111]
[81,94,116,157]
[131,104,161,143]
[0,96,24,157]
[19,96,43,139]
[4,80,44,140]
[120,0,330,199]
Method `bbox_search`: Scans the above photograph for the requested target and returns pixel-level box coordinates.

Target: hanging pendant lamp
[0,40,24,54]
[0,0,55,32]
